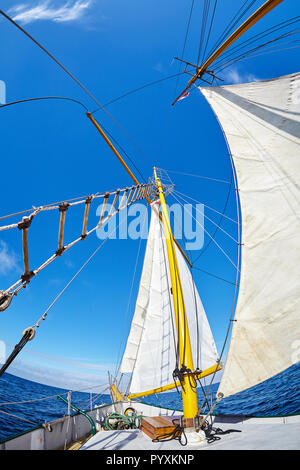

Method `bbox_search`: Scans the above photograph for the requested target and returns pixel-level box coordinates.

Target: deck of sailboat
[81,415,300,450]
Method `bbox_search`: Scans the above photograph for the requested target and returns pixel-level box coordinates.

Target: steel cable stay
[0,9,150,167]
[173,190,239,245]
[149,169,238,286]
[211,16,300,68]
[156,166,234,270]
[201,0,218,65]
[215,42,300,75]
[214,28,300,72]
[0,183,152,311]
[212,25,300,71]
[173,188,238,225]
[197,0,211,67]
[156,167,232,185]
[205,0,259,61]
[0,96,89,112]
[171,192,240,273]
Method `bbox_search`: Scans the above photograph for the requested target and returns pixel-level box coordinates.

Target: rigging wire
[211,16,300,68]
[156,168,232,185]
[192,266,236,286]
[205,0,258,61]
[214,28,300,72]
[174,0,196,98]
[0,96,88,112]
[0,8,150,178]
[91,73,187,113]
[174,189,238,225]
[201,0,218,64]
[216,43,300,71]
[216,41,300,74]
[197,0,211,66]
[32,216,127,331]
[171,193,240,272]
[173,190,239,244]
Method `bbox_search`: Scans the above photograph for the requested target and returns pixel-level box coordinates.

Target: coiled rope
[103,412,142,431]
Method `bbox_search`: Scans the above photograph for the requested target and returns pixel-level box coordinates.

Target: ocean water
[0,362,299,442]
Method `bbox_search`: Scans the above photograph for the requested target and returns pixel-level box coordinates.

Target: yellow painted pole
[172,0,284,104]
[86,112,193,269]
[153,167,198,420]
[128,363,222,400]
[86,112,144,193]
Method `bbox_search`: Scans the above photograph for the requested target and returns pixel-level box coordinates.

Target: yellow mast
[172,0,284,104]
[153,167,198,419]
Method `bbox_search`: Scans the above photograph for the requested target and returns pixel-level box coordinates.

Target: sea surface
[0,362,300,441]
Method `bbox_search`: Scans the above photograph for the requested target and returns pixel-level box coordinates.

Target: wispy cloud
[9,1,92,25]
[221,67,261,85]
[7,360,109,391]
[0,240,19,275]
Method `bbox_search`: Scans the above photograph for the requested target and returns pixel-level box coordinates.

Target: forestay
[200,72,300,398]
[120,205,219,394]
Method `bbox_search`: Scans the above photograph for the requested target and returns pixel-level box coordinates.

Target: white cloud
[0,240,19,275]
[9,1,92,25]
[221,67,260,85]
[7,360,109,391]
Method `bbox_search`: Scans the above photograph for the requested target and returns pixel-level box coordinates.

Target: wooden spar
[22,224,30,275]
[98,192,110,228]
[172,0,284,105]
[127,363,222,400]
[153,167,198,420]
[57,203,69,254]
[86,112,193,268]
[81,196,92,239]
[108,190,120,218]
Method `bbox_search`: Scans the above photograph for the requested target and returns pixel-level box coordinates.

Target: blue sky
[0,0,299,391]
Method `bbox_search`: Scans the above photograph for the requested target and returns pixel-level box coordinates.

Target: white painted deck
[81,415,300,451]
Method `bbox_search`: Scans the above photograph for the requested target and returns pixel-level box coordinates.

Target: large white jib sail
[200,72,300,398]
[120,205,219,395]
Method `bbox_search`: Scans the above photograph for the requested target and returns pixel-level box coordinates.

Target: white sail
[200,72,300,398]
[120,205,219,394]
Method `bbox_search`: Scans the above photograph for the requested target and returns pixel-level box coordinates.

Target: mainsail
[200,72,300,398]
[120,205,219,394]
